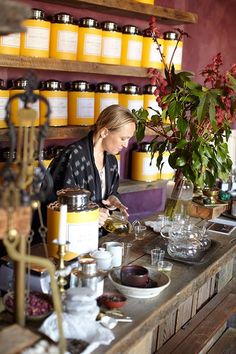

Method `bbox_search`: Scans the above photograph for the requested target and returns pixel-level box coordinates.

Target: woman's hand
[99,207,110,227]
[102,195,129,218]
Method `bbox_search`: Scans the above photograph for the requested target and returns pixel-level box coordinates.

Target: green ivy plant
[133,18,236,188]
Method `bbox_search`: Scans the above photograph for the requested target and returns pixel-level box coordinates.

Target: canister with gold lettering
[50,13,78,61]
[121,25,143,67]
[101,21,122,65]
[163,31,183,71]
[78,17,102,63]
[68,80,95,126]
[20,8,51,58]
[95,82,119,121]
[40,80,68,126]
[9,78,39,127]
[142,28,164,70]
[119,83,144,111]
[0,80,9,128]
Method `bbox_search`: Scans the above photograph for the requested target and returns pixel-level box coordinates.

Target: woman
[48,104,136,227]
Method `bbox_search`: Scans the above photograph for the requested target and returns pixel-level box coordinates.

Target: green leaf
[168,100,181,119]
[175,156,186,167]
[175,139,188,149]
[177,117,188,136]
[196,94,209,122]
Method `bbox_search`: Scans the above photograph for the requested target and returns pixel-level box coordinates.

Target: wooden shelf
[39,0,198,25]
[0,54,148,77]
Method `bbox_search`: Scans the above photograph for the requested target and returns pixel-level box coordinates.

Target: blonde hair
[93,104,136,133]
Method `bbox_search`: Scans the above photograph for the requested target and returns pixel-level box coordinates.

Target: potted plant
[133,17,236,215]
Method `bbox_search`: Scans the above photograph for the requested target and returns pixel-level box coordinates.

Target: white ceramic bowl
[108,267,170,298]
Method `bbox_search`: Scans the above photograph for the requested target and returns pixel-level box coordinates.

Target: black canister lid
[143,84,157,95]
[138,142,152,152]
[79,17,99,28]
[101,21,119,32]
[68,80,92,92]
[52,13,74,24]
[121,83,141,95]
[142,28,153,38]
[57,188,91,210]
[96,82,116,93]
[12,78,29,90]
[164,31,178,40]
[0,79,6,90]
[122,25,141,35]
[31,8,46,21]
[41,80,63,91]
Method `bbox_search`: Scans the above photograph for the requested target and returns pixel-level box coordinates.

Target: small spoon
[100,315,132,329]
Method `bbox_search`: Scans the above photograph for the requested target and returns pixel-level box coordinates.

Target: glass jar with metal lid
[10,78,40,127]
[119,83,144,111]
[20,8,51,58]
[163,31,183,71]
[47,188,99,260]
[0,79,9,128]
[95,82,119,120]
[101,21,122,65]
[142,28,164,69]
[50,13,78,61]
[68,80,95,126]
[77,17,102,63]
[39,79,68,126]
[121,25,143,67]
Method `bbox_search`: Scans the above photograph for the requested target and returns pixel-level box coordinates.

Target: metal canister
[50,13,78,60]
[163,31,183,71]
[143,84,162,120]
[94,82,119,120]
[131,142,159,182]
[39,79,68,126]
[47,188,99,260]
[68,80,95,126]
[101,21,122,65]
[142,28,164,69]
[119,83,144,111]
[0,79,9,128]
[121,25,143,67]
[20,8,51,58]
[9,78,40,127]
[77,17,102,63]
[0,32,20,56]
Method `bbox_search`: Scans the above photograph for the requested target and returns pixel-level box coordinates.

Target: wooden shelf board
[39,0,198,24]
[0,54,148,77]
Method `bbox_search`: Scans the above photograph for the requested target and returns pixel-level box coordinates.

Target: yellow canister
[20,8,51,58]
[47,188,99,260]
[142,28,164,70]
[135,0,154,3]
[0,80,9,128]
[132,144,159,182]
[50,13,78,60]
[163,31,183,71]
[95,82,119,120]
[101,21,122,65]
[119,83,144,111]
[121,25,143,67]
[68,80,95,126]
[116,153,121,175]
[143,84,162,119]
[9,78,40,127]
[78,17,102,63]
[0,32,20,55]
[158,151,175,180]
[40,80,68,126]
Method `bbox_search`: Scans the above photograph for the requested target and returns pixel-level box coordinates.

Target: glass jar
[119,83,144,111]
[142,28,164,69]
[20,8,51,58]
[103,211,132,235]
[77,17,102,63]
[101,21,122,65]
[163,31,183,71]
[94,82,119,120]
[121,25,143,67]
[50,13,78,60]
[39,79,68,126]
[68,80,95,126]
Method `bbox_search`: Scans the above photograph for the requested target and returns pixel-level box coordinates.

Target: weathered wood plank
[216,259,234,292]
[175,296,193,332]
[157,310,177,349]
[198,324,227,354]
[207,328,236,354]
[196,279,211,310]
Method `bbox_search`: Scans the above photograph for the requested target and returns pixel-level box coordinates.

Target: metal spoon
[100,315,132,329]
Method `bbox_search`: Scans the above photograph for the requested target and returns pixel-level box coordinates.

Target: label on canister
[50,22,78,60]
[0,90,9,128]
[0,33,20,55]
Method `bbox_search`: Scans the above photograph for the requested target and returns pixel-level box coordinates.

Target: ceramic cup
[121,265,149,288]
[102,241,123,267]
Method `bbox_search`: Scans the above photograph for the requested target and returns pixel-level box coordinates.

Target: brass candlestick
[57,243,67,294]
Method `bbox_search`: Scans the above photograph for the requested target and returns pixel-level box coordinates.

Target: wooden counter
[94,217,236,354]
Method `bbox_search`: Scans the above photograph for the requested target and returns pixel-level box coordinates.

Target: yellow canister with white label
[20,8,51,58]
[163,31,183,71]
[68,80,95,126]
[78,17,102,63]
[0,80,9,128]
[47,188,99,261]
[50,13,78,60]
[119,83,144,111]
[142,28,164,69]
[132,146,159,182]
[95,82,119,121]
[101,21,122,65]
[40,80,68,126]
[9,78,39,127]
[0,33,20,55]
[121,25,143,67]
[135,0,154,3]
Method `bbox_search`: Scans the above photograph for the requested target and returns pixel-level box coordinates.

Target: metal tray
[144,238,220,265]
